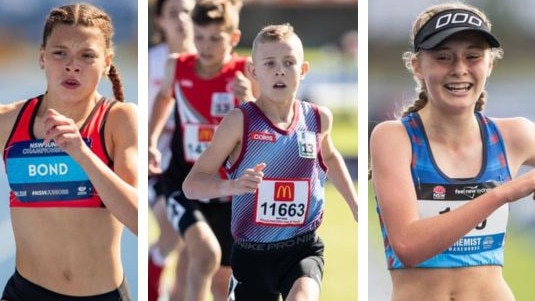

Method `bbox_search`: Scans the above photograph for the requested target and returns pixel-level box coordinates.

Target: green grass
[318,183,358,300]
[503,225,535,300]
[332,111,358,157]
[368,183,535,301]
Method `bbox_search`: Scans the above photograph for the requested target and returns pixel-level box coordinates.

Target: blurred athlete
[148,0,255,300]
[147,0,196,300]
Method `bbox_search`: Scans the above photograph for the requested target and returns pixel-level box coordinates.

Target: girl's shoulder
[0,99,29,149]
[370,119,406,138]
[370,119,411,151]
[107,101,137,125]
[490,116,535,166]
[0,99,27,121]
[490,116,534,138]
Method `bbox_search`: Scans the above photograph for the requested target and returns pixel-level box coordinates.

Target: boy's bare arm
[183,108,245,199]
[319,106,358,221]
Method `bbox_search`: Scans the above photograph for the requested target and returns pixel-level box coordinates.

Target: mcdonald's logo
[274,182,294,202]
[198,126,215,142]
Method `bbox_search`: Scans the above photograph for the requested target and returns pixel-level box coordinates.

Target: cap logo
[413,9,500,52]
[435,12,483,30]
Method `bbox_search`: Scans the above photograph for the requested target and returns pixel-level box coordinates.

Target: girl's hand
[500,169,535,203]
[42,109,85,157]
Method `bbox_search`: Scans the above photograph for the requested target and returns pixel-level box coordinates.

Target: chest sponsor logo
[433,185,446,200]
[417,181,500,201]
[249,131,276,142]
[454,185,492,200]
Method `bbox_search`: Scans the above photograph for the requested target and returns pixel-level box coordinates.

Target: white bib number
[419,200,508,253]
[297,131,316,159]
[211,92,234,117]
[255,179,310,226]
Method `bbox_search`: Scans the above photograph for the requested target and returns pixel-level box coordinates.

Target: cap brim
[419,27,501,50]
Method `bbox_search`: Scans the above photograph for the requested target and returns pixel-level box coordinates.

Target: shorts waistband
[235,231,317,253]
[8,269,130,301]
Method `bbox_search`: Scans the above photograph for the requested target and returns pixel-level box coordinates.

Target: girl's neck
[39,92,100,122]
[418,106,480,142]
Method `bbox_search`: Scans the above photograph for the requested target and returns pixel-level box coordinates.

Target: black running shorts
[2,270,131,301]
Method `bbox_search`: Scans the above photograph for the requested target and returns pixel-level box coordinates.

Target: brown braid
[42,4,114,49]
[108,64,125,102]
[401,91,428,118]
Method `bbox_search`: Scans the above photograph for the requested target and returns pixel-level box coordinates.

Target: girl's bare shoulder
[491,116,535,142]
[0,99,28,149]
[0,99,27,123]
[370,119,406,140]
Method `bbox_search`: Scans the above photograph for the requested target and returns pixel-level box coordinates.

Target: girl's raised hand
[42,108,85,157]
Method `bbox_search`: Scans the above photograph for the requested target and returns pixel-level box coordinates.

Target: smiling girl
[370,2,535,300]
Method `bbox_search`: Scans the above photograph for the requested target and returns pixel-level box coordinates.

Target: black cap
[413,9,500,52]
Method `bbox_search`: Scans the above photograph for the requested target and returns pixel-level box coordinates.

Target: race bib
[255,179,310,226]
[5,139,94,202]
[182,123,217,162]
[418,200,508,254]
[297,131,316,159]
[211,92,234,117]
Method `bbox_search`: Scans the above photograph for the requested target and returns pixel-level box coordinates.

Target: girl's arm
[493,117,535,171]
[370,120,535,267]
[43,103,139,235]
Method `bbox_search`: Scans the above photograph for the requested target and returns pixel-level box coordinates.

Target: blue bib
[6,139,94,203]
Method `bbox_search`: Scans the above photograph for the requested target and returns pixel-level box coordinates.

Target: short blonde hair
[252,23,302,58]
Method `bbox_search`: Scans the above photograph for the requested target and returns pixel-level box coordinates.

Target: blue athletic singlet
[378,112,512,269]
[226,101,328,243]
[4,95,115,208]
